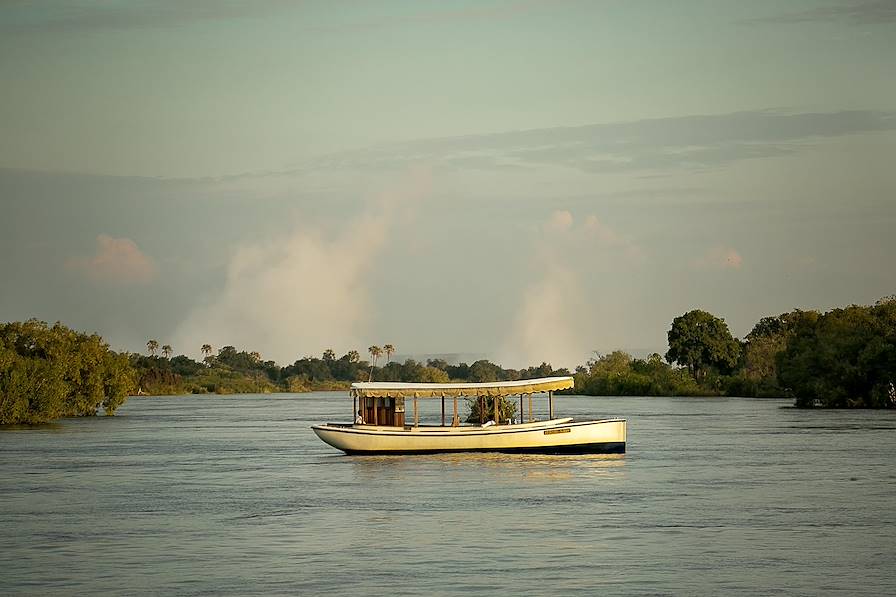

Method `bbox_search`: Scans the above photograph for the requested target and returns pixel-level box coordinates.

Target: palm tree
[249,351,261,363]
[162,344,172,359]
[146,339,159,356]
[383,344,395,364]
[201,344,212,358]
[347,350,360,363]
[368,345,382,381]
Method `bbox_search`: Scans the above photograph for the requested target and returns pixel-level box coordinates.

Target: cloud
[744,1,896,25]
[543,211,643,257]
[299,110,896,176]
[499,210,646,369]
[171,168,432,363]
[0,0,573,35]
[545,210,574,233]
[66,234,158,284]
[585,215,648,264]
[305,0,572,33]
[0,1,297,34]
[693,246,743,270]
[499,264,589,370]
[499,212,590,368]
[583,215,621,246]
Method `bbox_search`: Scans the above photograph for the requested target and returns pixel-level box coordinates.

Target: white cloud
[545,209,574,232]
[693,246,743,270]
[498,263,589,370]
[66,234,157,284]
[299,110,896,176]
[172,168,431,362]
[583,214,622,246]
[582,213,647,265]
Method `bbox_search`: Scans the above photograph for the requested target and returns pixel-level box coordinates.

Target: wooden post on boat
[453,396,458,426]
[494,394,499,424]
[528,394,533,422]
[353,394,357,422]
[548,391,554,419]
[479,396,484,424]
[441,394,445,426]
[519,394,523,424]
[373,397,379,425]
[414,397,419,427]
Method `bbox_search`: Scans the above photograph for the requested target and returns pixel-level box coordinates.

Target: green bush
[0,320,135,424]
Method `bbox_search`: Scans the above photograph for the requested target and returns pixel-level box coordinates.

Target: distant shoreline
[130,380,353,397]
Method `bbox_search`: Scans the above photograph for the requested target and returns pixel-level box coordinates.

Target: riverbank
[133,377,351,396]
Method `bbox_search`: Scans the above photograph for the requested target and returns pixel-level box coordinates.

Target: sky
[1,0,895,368]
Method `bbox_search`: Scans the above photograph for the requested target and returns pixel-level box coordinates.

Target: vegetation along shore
[1,297,894,424]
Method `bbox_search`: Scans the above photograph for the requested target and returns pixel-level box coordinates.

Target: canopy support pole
[494,395,499,424]
[548,391,554,419]
[519,394,523,424]
[414,397,419,427]
[528,394,533,422]
[441,394,445,426]
[453,397,458,426]
[353,395,357,422]
[479,396,484,425]
[373,397,379,426]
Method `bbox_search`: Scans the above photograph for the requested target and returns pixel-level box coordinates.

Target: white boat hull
[311,418,626,455]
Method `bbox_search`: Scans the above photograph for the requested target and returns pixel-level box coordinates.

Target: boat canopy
[350,376,573,399]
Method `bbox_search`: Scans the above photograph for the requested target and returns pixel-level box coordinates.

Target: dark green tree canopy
[666,309,741,380]
[746,310,819,342]
[468,360,503,382]
[778,302,896,408]
[1,320,135,424]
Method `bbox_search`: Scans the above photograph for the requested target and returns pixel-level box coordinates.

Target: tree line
[575,297,896,408]
[131,341,570,396]
[2,297,893,423]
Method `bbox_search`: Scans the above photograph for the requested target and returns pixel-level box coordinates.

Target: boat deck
[323,417,576,433]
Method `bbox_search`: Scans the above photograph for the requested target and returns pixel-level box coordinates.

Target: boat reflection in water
[312,377,626,456]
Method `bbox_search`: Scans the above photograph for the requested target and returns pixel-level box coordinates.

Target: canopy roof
[350,376,574,399]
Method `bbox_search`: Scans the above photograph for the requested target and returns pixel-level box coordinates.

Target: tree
[398,359,424,382]
[346,350,360,363]
[778,302,896,408]
[520,361,556,379]
[419,366,449,383]
[249,351,261,363]
[590,350,633,375]
[368,345,382,381]
[368,345,382,364]
[1,320,136,424]
[201,344,212,358]
[665,310,741,381]
[427,358,449,371]
[465,396,517,424]
[468,360,502,383]
[322,349,336,362]
[383,344,395,363]
[218,346,238,365]
[146,339,159,356]
[169,355,204,376]
[735,310,819,397]
[162,344,172,359]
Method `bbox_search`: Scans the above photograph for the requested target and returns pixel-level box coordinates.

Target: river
[1,393,894,595]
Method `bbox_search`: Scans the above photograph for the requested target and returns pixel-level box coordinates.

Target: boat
[311,376,626,455]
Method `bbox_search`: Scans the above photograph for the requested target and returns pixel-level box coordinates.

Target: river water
[1,393,894,595]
